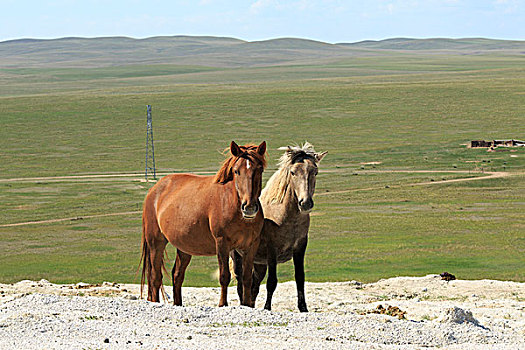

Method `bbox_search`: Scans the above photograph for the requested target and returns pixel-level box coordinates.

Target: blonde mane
[261,142,319,204]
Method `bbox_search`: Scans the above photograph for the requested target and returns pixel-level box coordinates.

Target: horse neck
[262,167,301,219]
[221,178,241,208]
[282,181,302,217]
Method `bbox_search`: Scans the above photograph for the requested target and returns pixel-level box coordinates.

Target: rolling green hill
[1,36,524,69]
[340,37,525,51]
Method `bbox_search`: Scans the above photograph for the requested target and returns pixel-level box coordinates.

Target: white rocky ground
[0,275,523,349]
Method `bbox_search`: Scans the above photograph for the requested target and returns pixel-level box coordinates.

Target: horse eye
[290,171,295,176]
[234,170,240,175]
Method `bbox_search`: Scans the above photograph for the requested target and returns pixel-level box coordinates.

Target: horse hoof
[299,305,308,312]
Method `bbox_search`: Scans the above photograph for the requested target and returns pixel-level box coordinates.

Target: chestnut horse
[140,141,267,307]
[232,142,326,311]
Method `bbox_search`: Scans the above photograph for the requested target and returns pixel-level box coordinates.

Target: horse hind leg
[172,249,192,306]
[148,237,168,302]
[142,213,168,303]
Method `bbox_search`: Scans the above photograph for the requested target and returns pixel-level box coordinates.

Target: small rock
[345,280,363,287]
[38,279,51,287]
[439,307,480,326]
[104,338,109,343]
[187,335,192,340]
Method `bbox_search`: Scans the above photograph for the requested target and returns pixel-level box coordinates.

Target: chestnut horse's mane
[214,144,267,184]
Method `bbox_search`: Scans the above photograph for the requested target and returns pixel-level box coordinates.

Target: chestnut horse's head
[215,141,267,219]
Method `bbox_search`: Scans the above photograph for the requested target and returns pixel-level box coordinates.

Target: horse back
[143,174,219,255]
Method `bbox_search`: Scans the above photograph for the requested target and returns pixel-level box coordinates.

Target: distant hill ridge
[341,37,525,50]
[1,36,523,68]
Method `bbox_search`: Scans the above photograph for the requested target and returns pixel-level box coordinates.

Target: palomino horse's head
[215,141,267,219]
[266,142,327,213]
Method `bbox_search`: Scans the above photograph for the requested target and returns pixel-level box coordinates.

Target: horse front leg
[240,236,259,307]
[251,263,267,306]
[293,237,308,312]
[263,245,277,311]
[231,250,244,304]
[216,237,231,307]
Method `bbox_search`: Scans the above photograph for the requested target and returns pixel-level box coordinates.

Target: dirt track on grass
[1,170,521,228]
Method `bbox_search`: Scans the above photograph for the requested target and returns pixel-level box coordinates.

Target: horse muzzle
[241,202,259,219]
[298,198,314,213]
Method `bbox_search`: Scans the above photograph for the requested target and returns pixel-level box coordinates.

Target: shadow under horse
[141,141,267,307]
[233,142,327,312]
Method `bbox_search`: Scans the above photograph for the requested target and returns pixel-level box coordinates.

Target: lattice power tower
[145,105,156,180]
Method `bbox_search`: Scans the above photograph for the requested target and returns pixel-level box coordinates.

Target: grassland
[0,37,524,286]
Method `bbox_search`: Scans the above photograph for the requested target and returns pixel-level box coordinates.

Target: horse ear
[230,141,241,157]
[257,141,266,155]
[315,151,328,163]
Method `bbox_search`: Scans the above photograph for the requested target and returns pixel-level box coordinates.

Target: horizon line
[1,34,524,45]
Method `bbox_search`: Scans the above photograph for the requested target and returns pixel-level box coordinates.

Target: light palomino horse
[233,142,326,311]
[141,141,267,307]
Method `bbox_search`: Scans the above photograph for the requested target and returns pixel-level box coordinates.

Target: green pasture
[0,52,524,286]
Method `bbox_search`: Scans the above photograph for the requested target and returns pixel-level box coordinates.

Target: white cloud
[249,0,315,14]
[250,0,277,14]
[295,0,314,11]
[493,0,519,14]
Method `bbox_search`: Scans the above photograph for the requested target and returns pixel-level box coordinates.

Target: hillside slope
[1,36,524,68]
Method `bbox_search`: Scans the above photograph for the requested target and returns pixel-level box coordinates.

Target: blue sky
[1,0,523,43]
